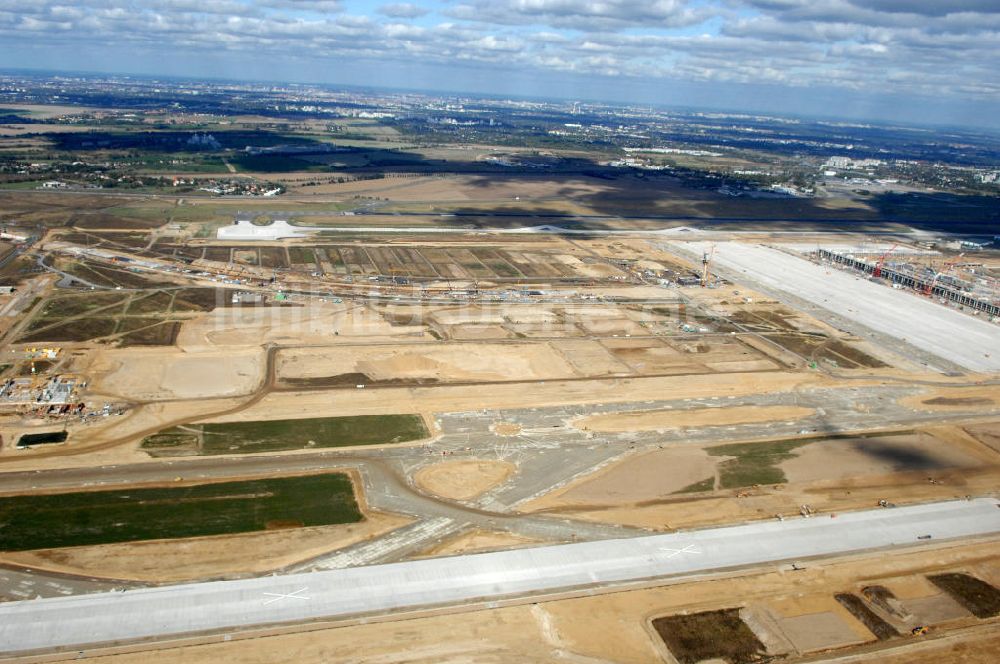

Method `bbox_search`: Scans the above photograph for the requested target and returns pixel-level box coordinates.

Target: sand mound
[414,460,515,501]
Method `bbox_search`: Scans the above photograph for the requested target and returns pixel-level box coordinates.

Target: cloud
[377,3,430,19]
[259,0,343,10]
[447,0,713,32]
[0,0,996,116]
[849,1,1000,16]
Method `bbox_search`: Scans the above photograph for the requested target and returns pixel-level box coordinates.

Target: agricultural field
[303,244,596,280]
[0,473,361,551]
[16,287,221,344]
[141,414,429,455]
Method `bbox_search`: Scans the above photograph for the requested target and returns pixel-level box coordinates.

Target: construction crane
[871,243,898,279]
[923,253,965,297]
[700,245,716,287]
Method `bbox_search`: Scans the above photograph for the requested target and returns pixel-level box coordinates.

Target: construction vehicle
[872,244,897,279]
[911,626,928,636]
[700,245,715,287]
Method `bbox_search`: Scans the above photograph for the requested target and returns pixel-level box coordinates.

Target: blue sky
[1,1,998,128]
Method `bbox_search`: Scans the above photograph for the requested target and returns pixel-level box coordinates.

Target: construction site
[0,177,998,664]
[814,244,1000,318]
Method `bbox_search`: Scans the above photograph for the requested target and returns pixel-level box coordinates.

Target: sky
[1,1,999,129]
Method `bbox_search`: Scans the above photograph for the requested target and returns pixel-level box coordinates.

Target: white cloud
[377,3,430,19]
[447,0,713,32]
[0,0,996,106]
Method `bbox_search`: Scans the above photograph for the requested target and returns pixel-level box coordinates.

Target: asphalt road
[2,498,998,656]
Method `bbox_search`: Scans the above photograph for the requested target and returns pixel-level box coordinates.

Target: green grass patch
[38,292,128,318]
[141,432,198,448]
[706,439,811,489]
[288,247,316,264]
[116,319,181,347]
[142,414,429,456]
[171,288,224,311]
[20,316,119,343]
[136,155,229,173]
[0,473,361,551]
[125,291,174,315]
[231,154,324,173]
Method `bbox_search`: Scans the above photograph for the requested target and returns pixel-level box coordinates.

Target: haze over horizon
[2,1,999,129]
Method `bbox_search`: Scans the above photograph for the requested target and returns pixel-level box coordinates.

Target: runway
[680,241,1000,373]
[2,498,999,656]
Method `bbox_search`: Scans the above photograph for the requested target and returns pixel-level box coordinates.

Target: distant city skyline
[2,1,998,129]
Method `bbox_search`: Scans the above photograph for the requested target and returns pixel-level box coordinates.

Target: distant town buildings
[824,156,883,170]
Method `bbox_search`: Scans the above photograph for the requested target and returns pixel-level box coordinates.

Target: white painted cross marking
[660,544,700,559]
[262,587,310,606]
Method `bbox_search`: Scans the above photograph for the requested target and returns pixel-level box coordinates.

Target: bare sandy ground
[525,446,716,508]
[524,465,1000,532]
[965,422,1000,455]
[765,593,873,648]
[413,460,515,501]
[551,339,633,375]
[88,347,263,401]
[574,405,815,432]
[414,528,541,558]
[520,425,1000,531]
[176,303,429,349]
[278,343,579,384]
[781,432,983,482]
[212,371,824,424]
[900,385,1000,411]
[74,540,1000,664]
[576,317,647,337]
[603,336,777,374]
[444,323,513,340]
[428,305,508,326]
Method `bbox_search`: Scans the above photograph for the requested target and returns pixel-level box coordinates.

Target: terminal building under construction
[817,248,1000,319]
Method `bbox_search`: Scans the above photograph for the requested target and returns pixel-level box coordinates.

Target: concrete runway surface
[680,241,1000,373]
[2,498,999,656]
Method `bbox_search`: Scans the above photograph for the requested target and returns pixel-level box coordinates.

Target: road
[2,498,998,656]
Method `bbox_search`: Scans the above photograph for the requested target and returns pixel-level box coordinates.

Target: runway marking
[262,587,310,605]
[660,544,700,559]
